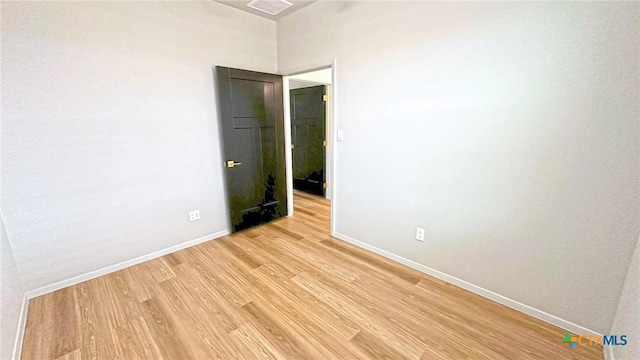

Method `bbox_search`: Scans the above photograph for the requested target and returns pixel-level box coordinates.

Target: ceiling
[216,0,315,20]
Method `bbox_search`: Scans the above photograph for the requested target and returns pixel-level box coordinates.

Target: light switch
[337,130,344,141]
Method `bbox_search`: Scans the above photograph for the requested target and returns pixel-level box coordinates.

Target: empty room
[1,1,638,359]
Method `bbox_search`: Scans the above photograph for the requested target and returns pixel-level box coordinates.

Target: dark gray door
[216,67,287,232]
[290,85,326,196]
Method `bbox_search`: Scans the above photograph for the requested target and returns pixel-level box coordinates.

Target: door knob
[225,160,242,168]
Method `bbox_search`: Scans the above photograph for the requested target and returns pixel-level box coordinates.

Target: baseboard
[26,230,230,299]
[12,294,29,360]
[333,231,601,336]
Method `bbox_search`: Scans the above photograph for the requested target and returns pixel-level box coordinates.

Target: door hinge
[323,94,328,102]
[323,182,328,189]
[322,140,327,147]
[291,144,295,150]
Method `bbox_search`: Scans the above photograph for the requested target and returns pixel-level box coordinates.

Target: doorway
[283,67,334,232]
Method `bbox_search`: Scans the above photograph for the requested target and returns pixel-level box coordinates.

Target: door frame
[282,59,338,236]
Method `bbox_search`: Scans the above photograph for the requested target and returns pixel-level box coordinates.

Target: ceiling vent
[247,0,293,16]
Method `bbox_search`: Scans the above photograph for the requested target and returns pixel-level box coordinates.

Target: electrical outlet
[416,227,425,241]
[189,210,200,222]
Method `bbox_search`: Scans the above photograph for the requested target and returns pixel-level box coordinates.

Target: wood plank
[138,298,194,359]
[240,301,313,358]
[228,324,286,360]
[350,329,409,360]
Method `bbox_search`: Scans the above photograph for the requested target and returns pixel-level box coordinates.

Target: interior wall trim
[11,294,29,360]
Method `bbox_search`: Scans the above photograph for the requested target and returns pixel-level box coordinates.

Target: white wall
[1,9,27,353]
[289,80,321,90]
[1,1,277,291]
[277,1,639,334]
[0,216,26,360]
[289,68,332,86]
[607,234,639,360]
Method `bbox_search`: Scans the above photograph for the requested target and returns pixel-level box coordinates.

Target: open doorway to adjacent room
[283,66,334,233]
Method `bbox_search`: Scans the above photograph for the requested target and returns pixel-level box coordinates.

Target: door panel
[217,67,286,232]
[291,86,326,196]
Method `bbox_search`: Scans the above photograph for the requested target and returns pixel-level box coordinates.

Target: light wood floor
[22,191,602,360]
